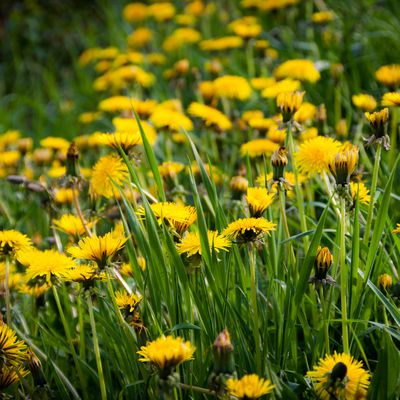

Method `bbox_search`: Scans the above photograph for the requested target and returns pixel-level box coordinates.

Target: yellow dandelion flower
[61,264,103,283]
[68,232,128,267]
[241,139,279,158]
[0,130,21,149]
[115,290,142,313]
[150,109,193,132]
[137,202,197,235]
[294,136,341,177]
[223,217,276,243]
[226,374,275,399]
[188,102,232,131]
[127,27,153,49]
[392,223,400,234]
[329,146,359,186]
[307,352,371,400]
[137,335,195,371]
[100,132,142,153]
[350,182,370,205]
[213,75,252,100]
[22,249,75,282]
[79,111,102,124]
[364,108,390,149]
[277,91,305,122]
[123,3,148,23]
[54,188,74,204]
[375,64,400,87]
[381,92,400,107]
[200,36,243,51]
[0,150,20,167]
[251,77,276,91]
[246,187,275,217]
[0,230,32,257]
[242,110,264,122]
[299,127,318,142]
[267,125,286,143]
[89,154,128,199]
[230,176,249,197]
[229,17,262,38]
[312,10,334,24]
[177,230,231,257]
[0,323,28,368]
[162,28,201,52]
[158,161,185,180]
[261,78,301,98]
[0,366,29,390]
[112,117,157,145]
[148,2,176,22]
[248,117,277,132]
[274,59,320,83]
[53,214,95,238]
[40,136,70,151]
[294,102,317,123]
[98,96,157,116]
[378,273,392,290]
[352,94,377,111]
[18,282,52,297]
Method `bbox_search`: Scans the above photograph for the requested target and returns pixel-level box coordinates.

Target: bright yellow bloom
[0,366,29,390]
[200,36,243,51]
[294,136,341,177]
[277,91,304,122]
[274,59,320,83]
[40,136,70,151]
[18,282,52,297]
[89,154,128,199]
[307,352,371,400]
[115,290,142,312]
[54,188,74,204]
[365,108,389,128]
[22,249,75,282]
[188,102,232,131]
[375,64,400,87]
[177,230,231,257]
[100,132,142,153]
[251,77,276,91]
[113,117,157,145]
[329,146,359,186]
[364,108,390,149]
[0,323,28,368]
[312,10,334,24]
[230,176,249,194]
[137,202,197,235]
[226,374,275,399]
[246,187,275,217]
[53,214,94,238]
[68,232,128,267]
[261,78,301,98]
[148,2,176,22]
[137,335,195,371]
[98,96,157,116]
[123,3,148,23]
[294,102,317,123]
[0,150,20,167]
[240,139,279,158]
[162,28,201,52]
[378,273,392,290]
[0,230,32,257]
[352,94,377,111]
[229,17,262,38]
[223,218,276,243]
[150,109,193,132]
[381,92,400,107]
[158,161,185,180]
[213,75,252,100]
[392,223,400,234]
[61,264,104,283]
[127,27,153,49]
[350,182,370,205]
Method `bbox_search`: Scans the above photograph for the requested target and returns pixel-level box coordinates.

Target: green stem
[363,143,381,243]
[249,245,261,374]
[179,383,216,396]
[87,294,107,400]
[5,256,12,326]
[339,198,349,353]
[52,286,88,399]
[389,107,398,166]
[319,286,330,355]
[246,39,255,78]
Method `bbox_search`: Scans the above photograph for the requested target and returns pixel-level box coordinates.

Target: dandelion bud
[364,108,390,150]
[271,146,288,182]
[309,246,335,289]
[335,119,348,137]
[316,104,327,123]
[213,329,235,374]
[66,142,80,178]
[17,138,33,155]
[230,176,248,200]
[329,147,359,187]
[174,59,190,75]
[28,349,47,387]
[378,273,392,291]
[277,91,304,123]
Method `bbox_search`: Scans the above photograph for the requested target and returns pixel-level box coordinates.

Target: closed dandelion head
[381,92,400,107]
[0,230,32,257]
[329,146,359,187]
[277,91,304,122]
[378,273,392,291]
[68,232,128,268]
[137,335,195,377]
[226,374,275,399]
[212,329,235,376]
[307,352,371,400]
[89,154,128,198]
[0,323,28,369]
[222,218,276,244]
[246,187,275,217]
[274,59,320,83]
[271,146,288,182]
[364,108,390,150]
[294,136,341,177]
[309,246,335,289]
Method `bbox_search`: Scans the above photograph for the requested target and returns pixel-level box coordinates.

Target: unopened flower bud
[378,273,392,291]
[213,329,235,375]
[277,91,304,123]
[66,142,80,178]
[271,147,288,181]
[364,108,390,150]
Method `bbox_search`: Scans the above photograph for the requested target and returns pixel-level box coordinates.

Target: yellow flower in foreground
[350,182,370,205]
[294,136,341,177]
[0,366,29,390]
[89,154,128,198]
[177,230,231,257]
[381,92,400,107]
[137,335,195,372]
[274,59,320,83]
[115,290,142,313]
[53,214,94,237]
[0,230,32,257]
[307,352,371,400]
[0,323,28,368]
[375,64,400,87]
[68,232,128,267]
[23,249,75,282]
[352,94,377,112]
[62,264,104,283]
[223,218,276,243]
[226,374,275,399]
[246,187,275,217]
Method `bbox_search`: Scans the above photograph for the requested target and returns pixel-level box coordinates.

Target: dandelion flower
[0,323,28,368]
[68,232,128,268]
[53,214,94,238]
[392,223,400,234]
[188,102,232,131]
[329,146,359,186]
[378,273,392,290]
[0,230,32,257]
[200,36,243,51]
[246,187,275,217]
[261,78,301,98]
[294,102,317,123]
[0,366,29,390]
[226,374,275,399]
[364,108,390,150]
[223,218,276,243]
[352,94,377,112]
[274,59,320,83]
[350,182,370,205]
[100,132,142,153]
[62,264,104,283]
[312,11,334,24]
[213,75,252,100]
[89,154,128,199]
[309,246,335,288]
[240,139,279,158]
[277,91,305,122]
[137,335,195,374]
[177,230,231,257]
[115,290,142,313]
[307,352,371,400]
[375,64,400,87]
[294,136,341,177]
[150,109,193,132]
[158,161,185,180]
[381,92,400,107]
